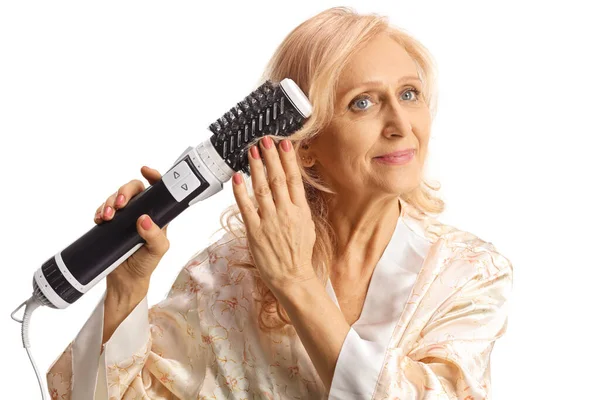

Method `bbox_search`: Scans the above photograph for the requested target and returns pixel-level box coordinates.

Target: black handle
[59,173,208,287]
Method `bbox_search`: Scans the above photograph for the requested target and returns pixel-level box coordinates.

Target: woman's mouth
[374,149,415,165]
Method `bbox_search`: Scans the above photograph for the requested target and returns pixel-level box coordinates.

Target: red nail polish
[233,173,242,184]
[141,215,152,230]
[250,146,260,159]
[281,139,291,152]
[262,137,273,149]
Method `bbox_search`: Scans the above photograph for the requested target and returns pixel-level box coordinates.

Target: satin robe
[46,198,513,399]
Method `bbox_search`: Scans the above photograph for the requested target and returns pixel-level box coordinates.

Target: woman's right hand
[94,166,170,292]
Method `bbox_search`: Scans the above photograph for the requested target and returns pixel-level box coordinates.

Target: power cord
[11,296,47,400]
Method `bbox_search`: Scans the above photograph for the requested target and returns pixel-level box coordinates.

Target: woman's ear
[298,144,316,168]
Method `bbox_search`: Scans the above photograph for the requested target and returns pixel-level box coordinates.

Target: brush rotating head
[208,79,311,175]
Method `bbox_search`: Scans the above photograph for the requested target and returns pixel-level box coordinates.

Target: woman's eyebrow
[358,75,421,87]
[339,75,422,98]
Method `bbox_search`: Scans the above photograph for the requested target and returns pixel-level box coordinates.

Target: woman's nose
[383,98,412,137]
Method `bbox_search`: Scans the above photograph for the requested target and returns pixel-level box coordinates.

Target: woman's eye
[401,88,420,101]
[350,96,373,111]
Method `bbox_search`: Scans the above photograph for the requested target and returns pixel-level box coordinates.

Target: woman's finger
[141,166,162,185]
[94,165,160,224]
[94,202,105,224]
[232,172,260,230]
[277,139,308,207]
[101,193,118,221]
[259,137,291,207]
[248,142,276,218]
[114,180,145,210]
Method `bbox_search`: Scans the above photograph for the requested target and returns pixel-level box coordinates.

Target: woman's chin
[382,176,421,195]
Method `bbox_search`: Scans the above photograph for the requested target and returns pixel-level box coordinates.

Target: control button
[167,172,201,202]
[162,160,192,188]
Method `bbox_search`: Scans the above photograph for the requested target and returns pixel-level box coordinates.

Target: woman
[47,6,513,400]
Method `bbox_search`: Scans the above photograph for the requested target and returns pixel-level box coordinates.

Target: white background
[1,1,598,399]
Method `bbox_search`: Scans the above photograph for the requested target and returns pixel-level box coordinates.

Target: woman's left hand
[232,136,318,295]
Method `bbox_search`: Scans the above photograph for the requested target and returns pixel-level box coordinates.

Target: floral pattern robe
[46,198,513,399]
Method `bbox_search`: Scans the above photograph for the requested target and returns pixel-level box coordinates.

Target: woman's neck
[324,194,401,278]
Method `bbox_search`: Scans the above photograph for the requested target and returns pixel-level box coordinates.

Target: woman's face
[305,34,431,199]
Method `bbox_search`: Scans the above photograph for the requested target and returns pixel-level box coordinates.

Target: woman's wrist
[105,285,148,308]
[106,275,150,303]
[103,280,149,345]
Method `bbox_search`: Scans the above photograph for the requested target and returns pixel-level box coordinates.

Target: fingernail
[250,146,260,159]
[233,173,242,185]
[115,194,125,207]
[261,137,273,149]
[281,139,291,152]
[141,215,152,230]
[104,206,113,217]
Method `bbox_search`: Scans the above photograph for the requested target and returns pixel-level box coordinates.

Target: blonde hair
[216,6,445,332]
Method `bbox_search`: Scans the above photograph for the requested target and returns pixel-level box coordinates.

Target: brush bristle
[208,80,306,175]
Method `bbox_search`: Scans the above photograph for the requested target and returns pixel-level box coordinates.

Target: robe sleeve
[329,328,388,399]
[373,255,513,399]
[46,249,210,400]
